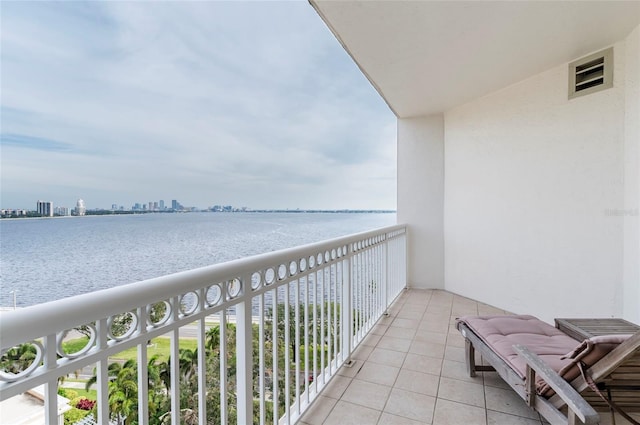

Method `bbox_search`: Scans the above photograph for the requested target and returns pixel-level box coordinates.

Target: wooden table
[554,318,640,341]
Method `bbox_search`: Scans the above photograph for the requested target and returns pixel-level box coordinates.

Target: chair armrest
[513,344,600,425]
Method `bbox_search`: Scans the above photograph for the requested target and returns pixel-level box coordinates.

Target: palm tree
[87,360,139,425]
[0,343,37,374]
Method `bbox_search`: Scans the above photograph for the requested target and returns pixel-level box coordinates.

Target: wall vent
[568,47,613,99]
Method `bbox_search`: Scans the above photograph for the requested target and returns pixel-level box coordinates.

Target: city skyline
[1,2,397,211]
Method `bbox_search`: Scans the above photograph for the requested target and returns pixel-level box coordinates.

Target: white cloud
[1,1,396,210]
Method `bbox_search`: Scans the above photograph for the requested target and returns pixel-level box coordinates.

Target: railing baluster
[272,289,278,425]
[294,278,300,416]
[341,254,351,363]
[319,267,325,384]
[284,283,291,424]
[44,334,57,425]
[325,265,331,375]
[96,318,109,425]
[303,275,309,404]
[311,272,317,396]
[137,306,149,425]
[197,315,206,425]
[259,293,266,425]
[236,289,253,425]
[170,296,180,425]
[220,308,227,425]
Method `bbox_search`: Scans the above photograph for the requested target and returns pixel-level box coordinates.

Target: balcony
[4,226,637,425]
[298,289,639,425]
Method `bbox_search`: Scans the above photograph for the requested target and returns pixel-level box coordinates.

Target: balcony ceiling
[310,1,640,118]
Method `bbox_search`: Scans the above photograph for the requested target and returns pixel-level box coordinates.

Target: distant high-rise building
[54,206,70,216]
[74,199,86,216]
[36,200,53,217]
[172,200,178,210]
[159,200,165,210]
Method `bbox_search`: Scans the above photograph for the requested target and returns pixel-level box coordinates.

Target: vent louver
[569,47,613,99]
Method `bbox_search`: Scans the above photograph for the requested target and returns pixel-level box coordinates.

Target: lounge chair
[456,315,640,425]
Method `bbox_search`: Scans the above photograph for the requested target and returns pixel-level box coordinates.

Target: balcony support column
[397,114,444,289]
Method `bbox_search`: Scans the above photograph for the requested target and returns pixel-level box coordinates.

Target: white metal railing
[0,224,407,425]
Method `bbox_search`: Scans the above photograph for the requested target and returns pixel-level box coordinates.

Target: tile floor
[298,289,639,425]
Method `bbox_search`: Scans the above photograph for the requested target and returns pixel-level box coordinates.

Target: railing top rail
[1,224,406,349]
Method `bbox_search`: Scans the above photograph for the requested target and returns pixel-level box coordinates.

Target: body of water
[0,212,395,307]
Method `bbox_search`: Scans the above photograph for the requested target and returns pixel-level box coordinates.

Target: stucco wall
[443,41,631,322]
[397,115,444,289]
[623,25,640,323]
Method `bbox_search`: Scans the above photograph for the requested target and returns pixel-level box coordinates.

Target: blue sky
[0,1,396,211]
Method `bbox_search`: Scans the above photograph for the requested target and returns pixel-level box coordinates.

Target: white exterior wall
[443,41,632,322]
[623,25,640,323]
[397,115,444,289]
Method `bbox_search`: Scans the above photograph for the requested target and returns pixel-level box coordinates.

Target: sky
[0,1,396,211]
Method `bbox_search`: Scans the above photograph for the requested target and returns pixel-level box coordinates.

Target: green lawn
[111,337,198,362]
[62,336,198,363]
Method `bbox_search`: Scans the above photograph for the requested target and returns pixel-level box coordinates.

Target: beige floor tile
[377,336,412,352]
[419,320,450,333]
[386,325,417,340]
[400,305,427,316]
[384,388,436,423]
[404,295,432,305]
[402,352,443,376]
[432,398,487,425]
[352,343,374,361]
[368,347,407,368]
[421,312,450,323]
[440,359,482,384]
[378,412,430,425]
[451,306,479,316]
[486,410,543,425]
[481,372,511,390]
[371,324,389,336]
[362,333,383,347]
[323,400,381,425]
[378,315,395,326]
[337,360,362,378]
[392,317,421,329]
[341,379,392,410]
[414,330,448,344]
[485,386,539,420]
[394,368,439,397]
[388,305,403,316]
[443,345,466,363]
[397,309,426,320]
[322,375,352,399]
[409,340,446,358]
[445,332,466,348]
[426,305,452,314]
[356,361,400,386]
[299,395,337,425]
[438,376,486,408]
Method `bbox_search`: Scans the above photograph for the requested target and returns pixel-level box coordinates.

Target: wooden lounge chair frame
[457,322,640,425]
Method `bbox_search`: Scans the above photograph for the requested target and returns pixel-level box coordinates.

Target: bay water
[0,212,395,308]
